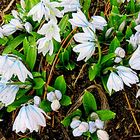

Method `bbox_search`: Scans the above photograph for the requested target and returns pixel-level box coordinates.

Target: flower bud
[115,47,125,58]
[34,96,41,106]
[97,130,109,140]
[114,57,122,63]
[90,112,99,121]
[20,0,26,10]
[11,10,20,19]
[118,21,126,32]
[105,27,114,38]
[51,99,61,111]
[72,116,80,121]
[24,22,32,33]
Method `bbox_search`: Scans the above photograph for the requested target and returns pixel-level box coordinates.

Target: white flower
[11,10,20,20]
[94,119,104,129]
[73,27,96,61]
[107,72,124,93]
[0,84,19,106]
[37,20,61,42]
[20,0,26,10]
[116,66,139,87]
[24,22,32,33]
[47,90,62,102]
[12,104,51,133]
[0,55,33,83]
[97,130,109,140]
[90,16,107,30]
[60,0,81,13]
[129,45,140,70]
[34,96,41,106]
[51,99,61,111]
[115,47,125,58]
[88,121,96,133]
[0,27,4,38]
[71,121,89,137]
[37,37,54,56]
[69,9,94,30]
[70,119,81,129]
[114,57,122,63]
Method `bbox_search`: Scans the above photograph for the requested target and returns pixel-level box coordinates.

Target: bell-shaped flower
[115,47,125,58]
[60,0,81,13]
[73,27,96,61]
[12,104,51,133]
[37,37,53,56]
[90,16,107,30]
[51,99,61,112]
[116,66,139,87]
[107,72,124,93]
[129,45,140,70]
[37,20,61,42]
[97,130,109,140]
[24,22,32,33]
[72,122,89,137]
[0,84,19,106]
[47,90,62,102]
[0,55,33,83]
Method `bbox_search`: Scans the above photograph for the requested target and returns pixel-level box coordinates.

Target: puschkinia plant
[0,0,140,139]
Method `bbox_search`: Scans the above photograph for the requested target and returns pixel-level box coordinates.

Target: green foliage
[39,100,52,112]
[60,95,72,106]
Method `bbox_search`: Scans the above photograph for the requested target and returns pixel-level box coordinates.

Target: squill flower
[129,45,140,70]
[115,47,125,58]
[47,90,62,111]
[97,130,109,140]
[73,27,96,61]
[0,55,33,83]
[34,96,41,106]
[60,0,81,13]
[12,104,51,133]
[0,84,19,106]
[24,22,33,33]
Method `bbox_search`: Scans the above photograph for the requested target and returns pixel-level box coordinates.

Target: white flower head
[24,22,33,33]
[51,99,61,111]
[0,55,33,83]
[37,37,54,56]
[47,90,62,102]
[72,122,89,137]
[97,130,109,140]
[73,27,96,61]
[90,16,107,30]
[129,45,140,70]
[0,84,19,106]
[34,96,41,106]
[116,66,139,87]
[37,20,61,42]
[115,47,125,58]
[12,104,51,133]
[107,71,124,93]
[60,0,81,13]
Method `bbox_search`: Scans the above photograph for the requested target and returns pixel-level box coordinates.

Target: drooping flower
[60,0,81,13]
[0,55,33,83]
[0,84,19,106]
[12,104,51,133]
[73,27,96,61]
[97,130,109,140]
[129,45,140,70]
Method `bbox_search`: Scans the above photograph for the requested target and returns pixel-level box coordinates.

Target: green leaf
[7,96,32,112]
[101,53,116,64]
[59,50,69,64]
[109,36,120,53]
[39,100,51,112]
[47,86,55,92]
[3,34,26,54]
[83,0,91,15]
[23,37,29,56]
[125,26,133,39]
[59,14,69,33]
[61,109,82,127]
[60,95,72,106]
[110,0,118,6]
[25,0,40,11]
[54,75,66,94]
[46,53,55,65]
[83,91,97,115]
[96,110,116,121]
[33,78,45,89]
[65,62,76,71]
[88,63,101,81]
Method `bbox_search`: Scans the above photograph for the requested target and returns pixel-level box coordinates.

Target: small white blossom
[13,104,51,133]
[70,119,81,129]
[34,96,41,106]
[37,20,61,42]
[90,16,107,30]
[88,121,96,133]
[24,22,32,33]
[51,99,61,112]
[129,45,140,70]
[114,57,122,63]
[97,130,109,140]
[0,84,19,106]
[115,47,125,58]
[94,119,104,129]
[47,90,62,102]
[60,0,81,13]
[11,10,20,20]
[73,27,96,61]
